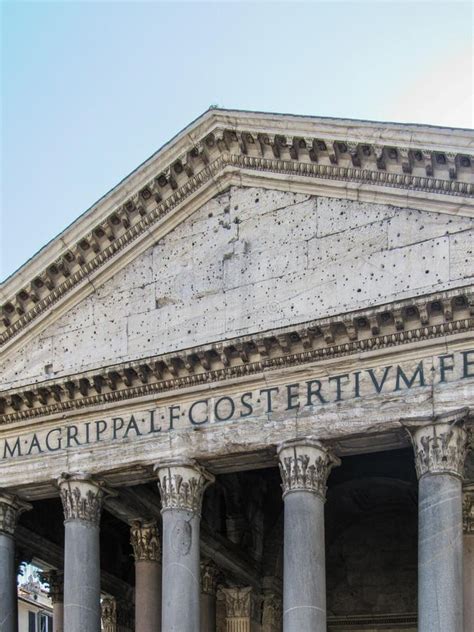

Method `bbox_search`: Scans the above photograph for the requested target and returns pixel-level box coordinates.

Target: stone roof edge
[1,283,472,425]
[2,108,472,298]
[1,109,473,345]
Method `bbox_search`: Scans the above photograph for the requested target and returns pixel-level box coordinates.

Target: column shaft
[53,601,64,632]
[463,487,474,632]
[59,474,106,632]
[130,520,162,632]
[0,493,31,632]
[162,510,200,631]
[464,532,474,632]
[418,474,463,632]
[135,560,162,632]
[155,458,214,632]
[0,532,16,632]
[201,592,217,632]
[64,520,101,629]
[200,560,220,632]
[283,491,326,630]
[411,418,468,632]
[278,438,339,632]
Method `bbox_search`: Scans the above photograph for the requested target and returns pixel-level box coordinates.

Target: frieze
[0,287,472,425]
[58,473,107,525]
[155,459,214,515]
[130,520,161,562]
[1,111,473,344]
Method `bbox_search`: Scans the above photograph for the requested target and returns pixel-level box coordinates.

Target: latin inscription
[1,350,473,461]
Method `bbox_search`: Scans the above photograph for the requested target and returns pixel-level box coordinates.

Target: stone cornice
[1,109,473,349]
[0,286,473,425]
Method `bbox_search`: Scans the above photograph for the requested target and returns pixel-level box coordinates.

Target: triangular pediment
[1,181,473,395]
[1,110,473,392]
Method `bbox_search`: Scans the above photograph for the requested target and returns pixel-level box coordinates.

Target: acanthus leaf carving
[155,459,214,515]
[58,473,108,525]
[277,438,340,499]
[410,419,468,479]
[130,520,161,562]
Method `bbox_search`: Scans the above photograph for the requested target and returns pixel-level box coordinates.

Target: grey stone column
[130,520,162,632]
[101,597,117,632]
[463,485,474,632]
[411,418,468,632]
[58,473,107,632]
[222,586,262,632]
[277,438,340,632]
[155,458,214,632]
[0,492,31,632]
[41,570,64,632]
[200,559,220,632]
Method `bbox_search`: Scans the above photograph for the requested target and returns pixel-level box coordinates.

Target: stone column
[463,485,474,632]
[222,586,262,632]
[155,458,214,632]
[41,570,64,632]
[277,437,340,632]
[0,492,31,632]
[262,593,282,632]
[101,597,117,632]
[200,559,220,632]
[411,419,468,632]
[58,473,107,632]
[130,520,162,632]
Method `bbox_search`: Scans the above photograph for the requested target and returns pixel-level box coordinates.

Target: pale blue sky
[1,1,473,281]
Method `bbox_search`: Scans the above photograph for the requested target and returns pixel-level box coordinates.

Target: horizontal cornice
[1,285,472,426]
[1,110,473,350]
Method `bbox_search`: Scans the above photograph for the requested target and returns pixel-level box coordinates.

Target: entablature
[1,285,472,425]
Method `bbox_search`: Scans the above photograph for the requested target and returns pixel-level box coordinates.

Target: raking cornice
[1,109,473,351]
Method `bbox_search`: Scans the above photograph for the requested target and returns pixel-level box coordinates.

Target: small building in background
[18,568,53,632]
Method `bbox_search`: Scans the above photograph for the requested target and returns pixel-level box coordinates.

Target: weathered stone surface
[1,187,472,390]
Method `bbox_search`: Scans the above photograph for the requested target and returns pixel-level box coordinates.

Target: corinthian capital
[0,491,31,536]
[58,473,107,526]
[201,559,220,595]
[154,458,215,515]
[411,419,468,479]
[277,438,340,500]
[40,570,64,604]
[463,485,474,534]
[130,520,161,562]
[222,586,261,621]
[101,597,117,632]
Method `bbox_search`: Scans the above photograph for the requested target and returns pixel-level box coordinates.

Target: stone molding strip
[0,286,473,425]
[1,118,473,343]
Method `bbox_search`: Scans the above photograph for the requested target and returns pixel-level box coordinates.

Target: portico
[0,109,473,631]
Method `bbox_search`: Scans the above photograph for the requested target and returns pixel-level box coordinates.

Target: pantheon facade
[0,109,473,632]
